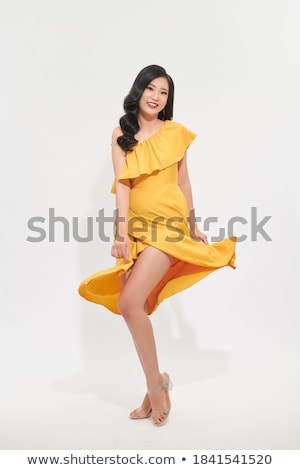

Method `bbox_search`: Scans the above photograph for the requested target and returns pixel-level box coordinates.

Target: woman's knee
[118,292,132,316]
[118,290,143,317]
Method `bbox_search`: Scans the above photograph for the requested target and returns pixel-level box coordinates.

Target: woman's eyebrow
[149,82,169,92]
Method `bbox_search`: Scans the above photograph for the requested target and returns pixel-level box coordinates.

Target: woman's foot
[129,393,152,419]
[148,372,173,427]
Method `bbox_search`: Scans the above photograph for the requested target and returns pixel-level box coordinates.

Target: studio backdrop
[1,0,299,450]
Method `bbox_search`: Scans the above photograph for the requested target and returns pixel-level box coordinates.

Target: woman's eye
[146,86,153,91]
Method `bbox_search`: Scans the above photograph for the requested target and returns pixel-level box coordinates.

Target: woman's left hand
[191,227,209,244]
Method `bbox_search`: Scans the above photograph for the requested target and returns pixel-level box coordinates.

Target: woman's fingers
[194,230,209,245]
[201,234,208,244]
[111,240,130,261]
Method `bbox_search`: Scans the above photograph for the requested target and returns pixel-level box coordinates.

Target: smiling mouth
[147,102,159,108]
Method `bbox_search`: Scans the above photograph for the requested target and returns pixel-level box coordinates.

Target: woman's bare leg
[118,246,173,423]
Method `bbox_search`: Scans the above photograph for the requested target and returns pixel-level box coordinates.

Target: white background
[1,0,299,450]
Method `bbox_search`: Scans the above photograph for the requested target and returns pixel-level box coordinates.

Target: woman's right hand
[111,238,130,262]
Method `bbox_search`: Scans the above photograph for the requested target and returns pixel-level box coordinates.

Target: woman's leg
[118,246,173,423]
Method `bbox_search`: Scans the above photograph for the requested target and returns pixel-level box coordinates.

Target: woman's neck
[138,114,162,132]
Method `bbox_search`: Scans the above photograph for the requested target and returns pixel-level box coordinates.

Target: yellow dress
[78,120,236,315]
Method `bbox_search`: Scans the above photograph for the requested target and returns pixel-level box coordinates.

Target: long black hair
[117,65,174,152]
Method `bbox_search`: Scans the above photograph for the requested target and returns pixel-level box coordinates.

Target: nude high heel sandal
[129,393,152,420]
[148,372,173,427]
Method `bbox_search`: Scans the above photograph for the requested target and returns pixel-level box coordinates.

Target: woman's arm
[111,127,131,261]
[178,153,208,244]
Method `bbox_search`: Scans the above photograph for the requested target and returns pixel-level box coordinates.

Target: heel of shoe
[168,378,173,391]
[161,373,173,391]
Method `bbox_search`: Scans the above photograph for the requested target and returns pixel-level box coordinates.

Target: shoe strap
[148,374,171,394]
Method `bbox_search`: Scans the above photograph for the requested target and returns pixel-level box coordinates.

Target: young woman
[79,65,236,427]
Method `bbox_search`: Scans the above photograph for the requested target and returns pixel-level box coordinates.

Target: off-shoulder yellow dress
[78,120,236,315]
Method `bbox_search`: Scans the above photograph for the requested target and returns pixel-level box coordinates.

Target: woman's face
[139,76,169,118]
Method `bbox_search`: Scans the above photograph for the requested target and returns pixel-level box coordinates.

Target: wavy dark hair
[117,65,174,151]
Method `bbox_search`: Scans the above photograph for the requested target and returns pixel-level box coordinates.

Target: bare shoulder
[112,126,123,144]
[111,126,125,166]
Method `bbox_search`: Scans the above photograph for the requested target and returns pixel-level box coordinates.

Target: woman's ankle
[146,372,164,392]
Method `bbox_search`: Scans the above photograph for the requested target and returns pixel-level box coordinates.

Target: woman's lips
[147,102,158,109]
